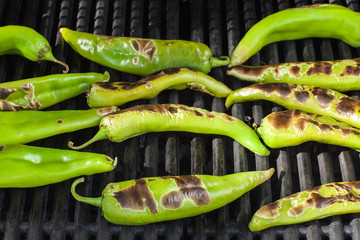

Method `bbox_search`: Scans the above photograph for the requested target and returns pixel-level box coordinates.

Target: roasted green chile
[71,168,275,225]
[87,68,232,108]
[227,58,360,92]
[0,144,117,188]
[69,104,270,156]
[249,181,360,231]
[225,82,360,129]
[256,109,360,151]
[0,106,117,145]
[230,4,360,66]
[60,27,230,76]
[0,25,68,73]
[0,71,109,111]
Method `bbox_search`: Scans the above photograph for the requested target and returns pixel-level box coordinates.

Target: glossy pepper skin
[69,104,270,156]
[225,82,360,129]
[0,71,109,111]
[87,68,232,108]
[249,181,360,231]
[0,106,117,145]
[60,27,230,76]
[71,168,275,225]
[256,109,360,151]
[227,58,360,92]
[0,144,117,188]
[230,4,360,66]
[0,25,68,73]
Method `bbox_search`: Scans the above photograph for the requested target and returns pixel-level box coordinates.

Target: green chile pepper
[0,144,117,188]
[227,58,360,92]
[225,82,360,129]
[68,104,270,156]
[256,109,360,151]
[87,68,232,108]
[249,181,360,231]
[230,4,360,66]
[71,168,275,225]
[60,27,230,76]
[0,71,109,111]
[0,106,117,145]
[0,25,68,73]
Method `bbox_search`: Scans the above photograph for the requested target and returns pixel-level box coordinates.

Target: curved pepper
[0,25,68,73]
[0,71,110,111]
[68,104,270,156]
[230,4,360,66]
[227,58,360,92]
[249,181,360,231]
[60,27,230,76]
[71,168,274,225]
[225,82,360,129]
[0,144,117,188]
[87,68,232,108]
[0,106,117,145]
[256,109,360,151]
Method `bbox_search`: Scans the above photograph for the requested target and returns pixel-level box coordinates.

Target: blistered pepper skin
[230,4,360,66]
[257,109,360,151]
[249,181,360,231]
[0,106,117,145]
[0,72,109,111]
[71,169,274,225]
[0,25,68,72]
[87,68,232,108]
[69,104,270,156]
[225,82,360,129]
[60,28,229,76]
[227,59,360,92]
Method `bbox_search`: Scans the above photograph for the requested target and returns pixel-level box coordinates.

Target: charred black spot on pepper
[221,114,236,122]
[268,109,298,130]
[130,39,157,61]
[193,110,204,117]
[168,106,178,114]
[289,65,301,77]
[0,88,16,100]
[1,101,21,111]
[56,119,63,124]
[205,113,216,119]
[339,65,360,77]
[0,146,5,152]
[163,68,182,75]
[311,88,334,108]
[96,82,119,91]
[230,65,267,77]
[336,97,360,117]
[112,179,158,214]
[161,191,183,209]
[251,83,292,99]
[306,62,333,76]
[274,67,280,77]
[257,201,281,218]
[295,91,310,103]
[319,124,332,132]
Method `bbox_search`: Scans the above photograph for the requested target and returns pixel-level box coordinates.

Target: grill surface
[1,0,360,239]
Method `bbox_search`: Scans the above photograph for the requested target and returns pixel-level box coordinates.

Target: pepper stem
[71,177,102,208]
[53,59,69,73]
[68,128,108,150]
[211,56,230,68]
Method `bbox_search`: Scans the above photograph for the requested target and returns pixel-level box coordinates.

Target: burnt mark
[56,119,63,124]
[289,65,301,78]
[0,146,5,152]
[257,201,281,218]
[0,88,16,100]
[130,39,157,61]
[161,175,211,209]
[168,106,178,114]
[97,106,117,115]
[340,128,360,136]
[339,65,360,77]
[112,179,158,214]
[311,88,334,108]
[295,91,310,103]
[306,62,333,76]
[163,68,182,75]
[230,65,267,77]
[336,97,360,117]
[251,83,292,99]
[268,109,300,130]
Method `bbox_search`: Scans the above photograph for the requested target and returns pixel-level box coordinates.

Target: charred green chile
[227,58,360,92]
[225,82,360,129]
[68,104,270,156]
[230,4,360,66]
[0,144,116,188]
[60,27,230,76]
[0,106,117,145]
[0,25,68,73]
[87,68,232,108]
[256,109,360,151]
[0,71,109,111]
[71,168,274,225]
[249,181,360,231]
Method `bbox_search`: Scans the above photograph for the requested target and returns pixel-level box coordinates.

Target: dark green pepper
[0,144,117,188]
[0,71,109,111]
[0,25,68,73]
[71,168,275,225]
[87,68,232,108]
[68,104,270,156]
[0,106,117,145]
[225,82,360,129]
[249,181,360,231]
[60,27,230,76]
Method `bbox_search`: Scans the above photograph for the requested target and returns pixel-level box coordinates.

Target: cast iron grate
[0,0,360,239]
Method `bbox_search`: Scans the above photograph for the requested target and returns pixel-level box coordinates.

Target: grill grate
[0,0,360,239]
